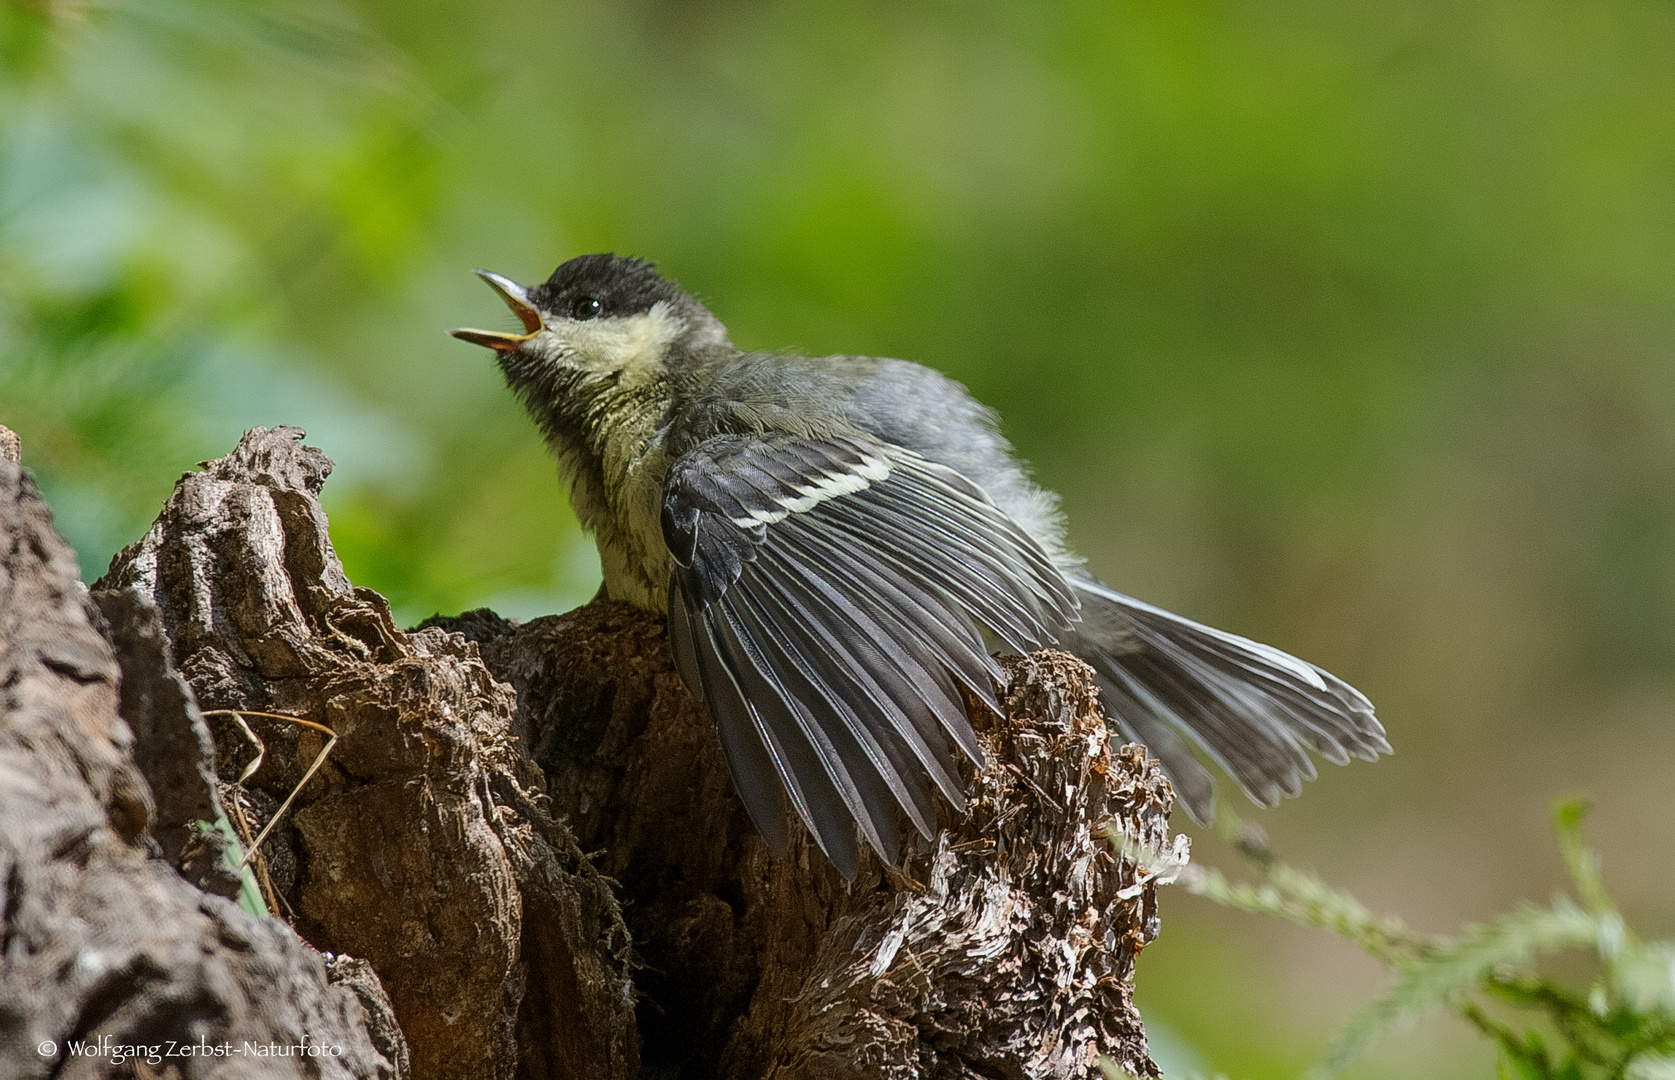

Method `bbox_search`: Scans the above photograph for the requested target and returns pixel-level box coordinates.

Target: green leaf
[204,816,270,919]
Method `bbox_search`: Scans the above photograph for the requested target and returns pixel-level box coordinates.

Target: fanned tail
[1066,580,1389,823]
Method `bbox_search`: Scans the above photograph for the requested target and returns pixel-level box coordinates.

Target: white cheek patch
[730,454,894,528]
[532,302,682,382]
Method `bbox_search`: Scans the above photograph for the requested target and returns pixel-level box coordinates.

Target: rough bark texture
[91,585,240,899]
[0,448,402,1080]
[2,424,1180,1080]
[94,427,638,1080]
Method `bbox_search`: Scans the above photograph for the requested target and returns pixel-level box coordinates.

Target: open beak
[450,270,544,350]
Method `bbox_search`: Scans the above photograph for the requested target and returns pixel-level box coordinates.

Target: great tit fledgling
[453,254,1390,878]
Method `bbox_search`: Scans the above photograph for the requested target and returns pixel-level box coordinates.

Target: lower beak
[451,327,528,350]
[450,269,544,350]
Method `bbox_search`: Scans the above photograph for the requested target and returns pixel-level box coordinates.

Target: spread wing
[661,432,1080,878]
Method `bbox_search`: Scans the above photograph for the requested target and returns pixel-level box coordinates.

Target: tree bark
[1,424,1180,1080]
[0,435,404,1080]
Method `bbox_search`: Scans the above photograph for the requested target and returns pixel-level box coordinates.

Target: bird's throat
[542,376,674,613]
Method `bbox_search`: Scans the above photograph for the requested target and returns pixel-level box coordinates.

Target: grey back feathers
[469,254,1391,878]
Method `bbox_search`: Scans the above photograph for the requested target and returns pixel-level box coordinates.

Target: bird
[452,253,1390,879]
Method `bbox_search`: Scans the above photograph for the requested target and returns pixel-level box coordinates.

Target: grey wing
[661,432,1079,878]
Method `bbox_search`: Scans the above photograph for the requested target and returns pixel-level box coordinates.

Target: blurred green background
[4,0,1673,1075]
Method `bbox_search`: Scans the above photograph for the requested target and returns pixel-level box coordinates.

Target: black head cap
[528,254,686,321]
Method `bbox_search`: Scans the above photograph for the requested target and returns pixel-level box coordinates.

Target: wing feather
[816,497,1053,653]
[886,462,1081,618]
[753,546,973,802]
[677,592,793,855]
[706,604,871,874]
[775,514,1004,718]
[663,432,1076,873]
[725,589,923,850]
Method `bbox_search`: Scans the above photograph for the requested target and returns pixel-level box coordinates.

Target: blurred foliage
[6,1,1675,1076]
[1124,801,1675,1079]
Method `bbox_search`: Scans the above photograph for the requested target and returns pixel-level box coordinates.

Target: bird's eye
[571,296,603,321]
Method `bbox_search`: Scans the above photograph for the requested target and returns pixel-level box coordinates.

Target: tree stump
[0,425,1181,1079]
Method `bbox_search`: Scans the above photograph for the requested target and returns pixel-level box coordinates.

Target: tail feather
[1068,580,1389,824]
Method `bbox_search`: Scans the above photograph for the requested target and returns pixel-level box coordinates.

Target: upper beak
[450,270,544,350]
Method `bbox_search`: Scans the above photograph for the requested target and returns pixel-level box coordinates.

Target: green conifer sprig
[1108,798,1675,1078]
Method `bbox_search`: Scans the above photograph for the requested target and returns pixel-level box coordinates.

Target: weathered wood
[0,446,403,1080]
[5,424,1178,1080]
[96,427,640,1080]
